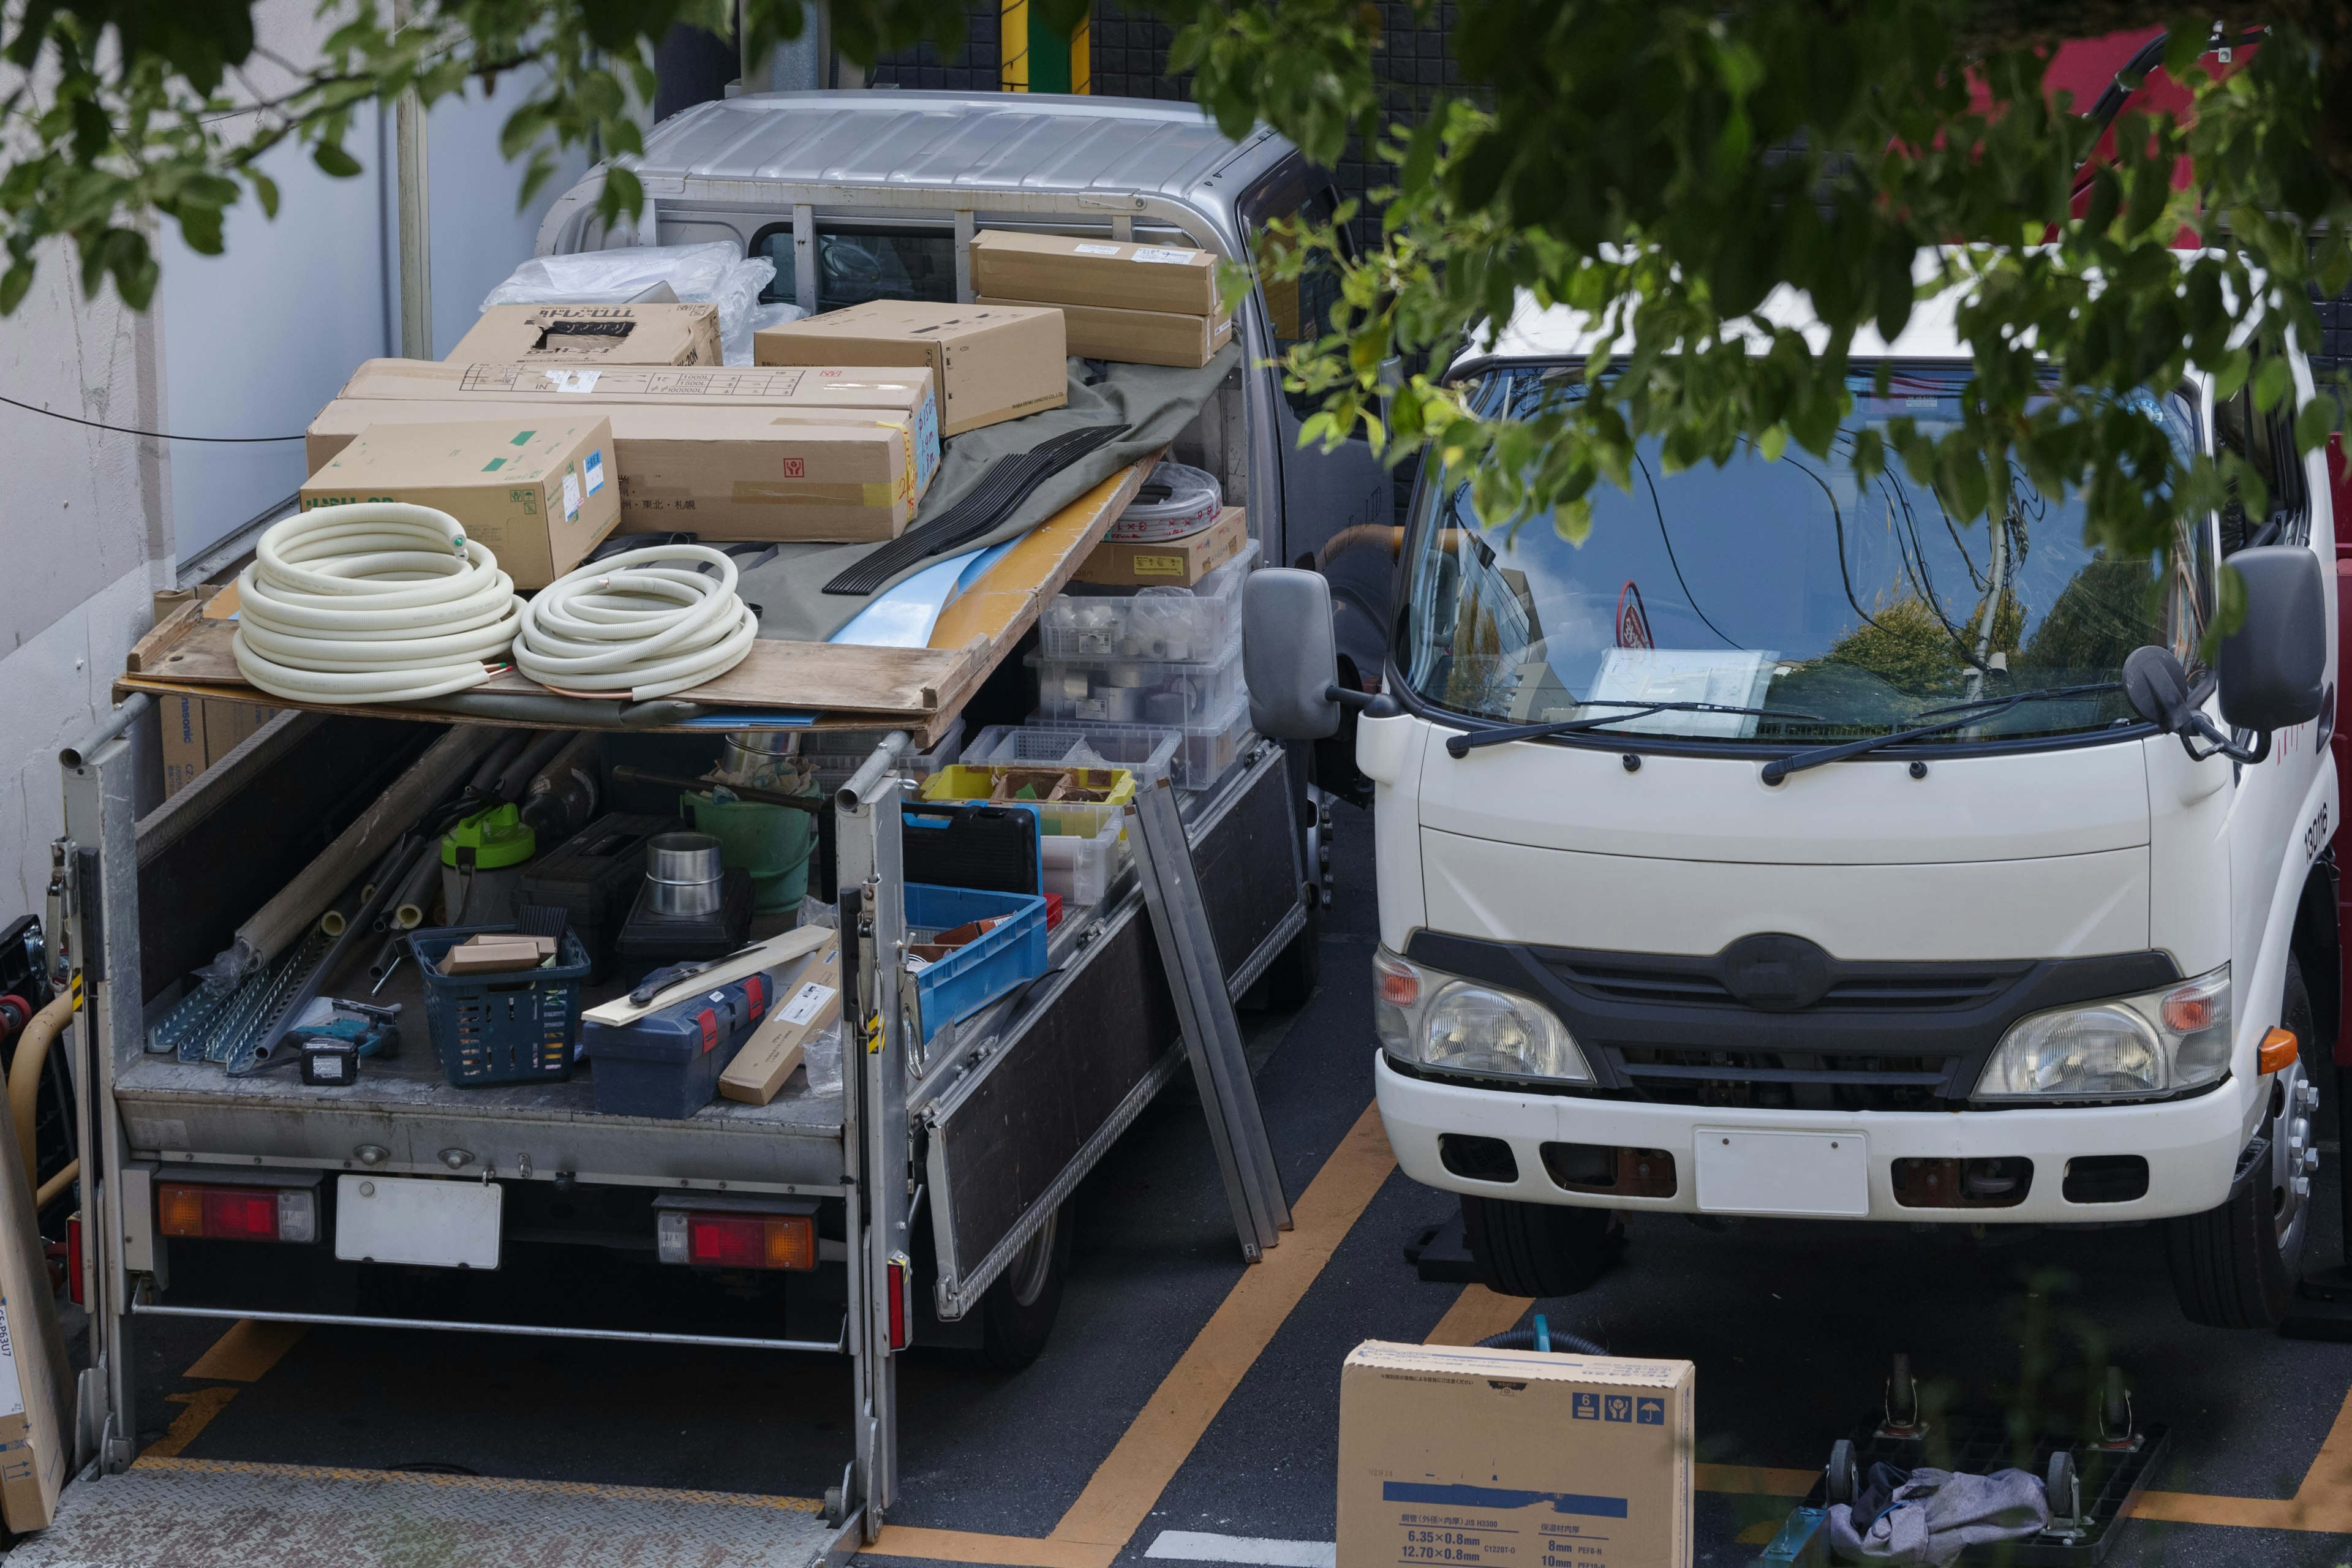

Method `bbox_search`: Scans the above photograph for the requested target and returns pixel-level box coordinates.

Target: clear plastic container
[805,717,964,793]
[1023,691,1253,792]
[1036,639,1244,726]
[1039,812,1128,909]
[963,723,1183,786]
[1039,543,1259,660]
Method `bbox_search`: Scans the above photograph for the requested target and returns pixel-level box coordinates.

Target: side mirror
[2218,545,2328,733]
[1243,568,1343,740]
[2122,645,2195,734]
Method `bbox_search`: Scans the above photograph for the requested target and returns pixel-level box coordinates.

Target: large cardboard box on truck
[300,420,621,589]
[445,303,722,366]
[968,230,1224,318]
[308,361,941,496]
[1337,1341,1695,1568]
[976,296,1232,369]
[754,302,1065,435]
[605,406,925,542]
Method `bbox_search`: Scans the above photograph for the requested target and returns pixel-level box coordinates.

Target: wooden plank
[925,455,1157,653]
[118,456,1152,735]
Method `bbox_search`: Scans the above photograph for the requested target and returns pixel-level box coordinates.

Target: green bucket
[684,794,815,914]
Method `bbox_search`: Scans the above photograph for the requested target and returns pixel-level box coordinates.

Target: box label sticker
[780,982,837,1028]
[1603,1393,1633,1422]
[562,470,581,523]
[0,1302,25,1420]
[541,369,601,394]
[1572,1391,1600,1420]
[1131,554,1185,576]
[585,449,606,496]
[781,457,807,479]
[1636,1396,1665,1425]
[1074,243,1122,255]
[1133,246,1200,264]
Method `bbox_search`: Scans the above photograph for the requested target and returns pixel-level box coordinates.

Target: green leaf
[312,140,362,179]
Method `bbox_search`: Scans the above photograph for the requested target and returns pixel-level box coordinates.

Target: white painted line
[1144,1531,1337,1568]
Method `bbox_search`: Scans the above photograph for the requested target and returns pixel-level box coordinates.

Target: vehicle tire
[2164,956,2312,1330]
[1460,1194,1623,1298]
[979,1205,1072,1370]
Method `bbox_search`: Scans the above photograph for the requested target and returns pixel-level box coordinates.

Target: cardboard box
[204,698,281,765]
[1338,1341,1694,1568]
[1074,505,1248,587]
[756,302,1066,436]
[968,230,1223,318]
[721,942,840,1104]
[300,420,621,589]
[309,363,941,499]
[445,303,722,367]
[606,405,925,542]
[976,296,1232,369]
[160,694,209,799]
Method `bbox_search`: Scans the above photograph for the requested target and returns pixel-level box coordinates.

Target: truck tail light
[156,1182,317,1244]
[655,1210,815,1270]
[66,1212,83,1307]
[887,1252,911,1351]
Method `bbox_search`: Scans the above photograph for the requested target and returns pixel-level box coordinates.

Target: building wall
[0,4,584,929]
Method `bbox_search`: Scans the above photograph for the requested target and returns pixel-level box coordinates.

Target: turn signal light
[2258,1027,2300,1076]
[655,1210,815,1270]
[156,1182,317,1244]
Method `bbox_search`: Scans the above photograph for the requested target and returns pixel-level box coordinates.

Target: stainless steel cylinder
[644,832,724,916]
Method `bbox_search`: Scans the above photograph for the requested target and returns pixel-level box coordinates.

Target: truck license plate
[334,1175,502,1268]
[1693,1129,1869,1217]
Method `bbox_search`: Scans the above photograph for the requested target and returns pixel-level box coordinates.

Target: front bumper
[1373,1051,2248,1223]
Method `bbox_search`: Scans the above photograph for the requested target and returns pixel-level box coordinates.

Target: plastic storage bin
[409,909,592,1087]
[906,883,1049,1044]
[804,718,964,793]
[580,963,782,1120]
[1039,542,1259,658]
[1040,812,1128,908]
[1036,638,1243,725]
[962,723,1183,786]
[918,764,1136,832]
[1023,690,1253,791]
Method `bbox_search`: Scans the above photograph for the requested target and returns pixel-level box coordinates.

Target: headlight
[1374,947,1592,1084]
[1974,965,2231,1101]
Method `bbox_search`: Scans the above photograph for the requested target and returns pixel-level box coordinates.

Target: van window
[752,224,957,312]
[1243,183,1352,423]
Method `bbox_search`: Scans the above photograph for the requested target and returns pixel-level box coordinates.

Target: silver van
[538,89,1398,687]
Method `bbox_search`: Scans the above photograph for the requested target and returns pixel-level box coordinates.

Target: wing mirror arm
[1327,685,1376,714]
[2123,644,2270,766]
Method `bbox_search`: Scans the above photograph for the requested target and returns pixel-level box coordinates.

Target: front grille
[1607,1046,1953,1112]
[1548,954,2022,1013]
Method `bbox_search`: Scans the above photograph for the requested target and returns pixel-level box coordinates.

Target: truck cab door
[1237,171,1396,690]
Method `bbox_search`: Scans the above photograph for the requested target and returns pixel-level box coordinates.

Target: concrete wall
[0,4,586,931]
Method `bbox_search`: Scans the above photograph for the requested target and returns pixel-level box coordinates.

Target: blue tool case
[580,965,780,1119]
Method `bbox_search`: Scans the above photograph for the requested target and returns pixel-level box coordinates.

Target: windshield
[1399,366,2210,746]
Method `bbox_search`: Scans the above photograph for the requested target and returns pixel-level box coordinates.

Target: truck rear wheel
[2165,957,2312,1330]
[1460,1194,1623,1298]
[980,1206,1072,1370]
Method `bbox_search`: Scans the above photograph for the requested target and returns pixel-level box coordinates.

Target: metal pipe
[130,1301,846,1354]
[837,733,910,811]
[36,1160,77,1210]
[390,850,443,930]
[8,993,72,1192]
[239,838,431,1073]
[59,693,151,768]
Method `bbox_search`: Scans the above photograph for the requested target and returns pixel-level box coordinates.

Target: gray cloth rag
[736,345,1240,644]
[1827,1468,2050,1566]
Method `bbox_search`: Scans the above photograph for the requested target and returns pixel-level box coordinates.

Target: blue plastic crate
[906,882,1048,1044]
[408,910,592,1087]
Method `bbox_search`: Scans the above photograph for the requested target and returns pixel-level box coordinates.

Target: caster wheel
[2044,1450,2078,1521]
[1825,1438,1858,1506]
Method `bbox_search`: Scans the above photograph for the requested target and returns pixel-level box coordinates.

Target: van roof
[634,90,1288,207]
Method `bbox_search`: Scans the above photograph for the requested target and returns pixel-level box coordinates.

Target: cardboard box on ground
[300,420,622,589]
[1338,1341,1695,1568]
[306,361,941,543]
[1074,506,1247,587]
[754,302,1066,435]
[445,303,723,366]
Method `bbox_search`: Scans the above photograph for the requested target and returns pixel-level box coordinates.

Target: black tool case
[516,813,679,980]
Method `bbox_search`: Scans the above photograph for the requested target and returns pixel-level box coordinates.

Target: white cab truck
[1243,277,2339,1330]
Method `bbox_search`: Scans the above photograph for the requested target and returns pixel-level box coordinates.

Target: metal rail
[130,1302,846,1355]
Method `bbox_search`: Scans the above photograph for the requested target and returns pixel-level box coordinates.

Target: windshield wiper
[1446,701,1828,758]
[1758,682,2125,785]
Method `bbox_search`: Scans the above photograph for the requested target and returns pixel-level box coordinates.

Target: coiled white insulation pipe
[233,503,521,703]
[513,545,758,701]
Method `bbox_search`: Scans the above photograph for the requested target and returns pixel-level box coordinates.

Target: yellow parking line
[184,1319,307,1382]
[2131,1383,2352,1533]
[142,1389,238,1460]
